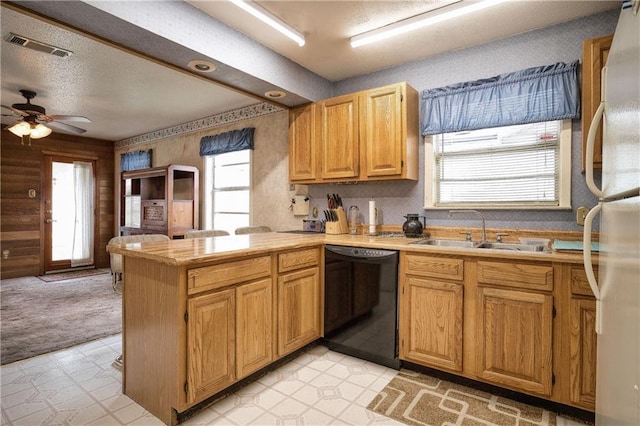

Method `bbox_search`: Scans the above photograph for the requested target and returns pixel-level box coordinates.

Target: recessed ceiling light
[188,59,217,73]
[265,90,287,99]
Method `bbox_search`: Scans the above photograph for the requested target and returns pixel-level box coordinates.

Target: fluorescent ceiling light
[351,0,508,48]
[230,0,305,47]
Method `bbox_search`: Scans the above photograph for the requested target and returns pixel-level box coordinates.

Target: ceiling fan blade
[46,114,91,123]
[1,105,28,117]
[45,120,87,134]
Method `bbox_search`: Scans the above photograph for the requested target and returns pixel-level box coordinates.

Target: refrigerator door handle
[585,101,605,199]
[583,202,603,334]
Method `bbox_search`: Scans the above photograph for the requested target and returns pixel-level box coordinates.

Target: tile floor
[0,335,586,426]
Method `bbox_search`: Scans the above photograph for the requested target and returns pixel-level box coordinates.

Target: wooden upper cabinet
[361,82,418,180]
[582,34,613,171]
[289,104,317,182]
[318,93,360,180]
[288,82,418,183]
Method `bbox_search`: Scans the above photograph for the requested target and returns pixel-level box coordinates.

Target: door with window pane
[205,150,251,234]
[44,156,96,272]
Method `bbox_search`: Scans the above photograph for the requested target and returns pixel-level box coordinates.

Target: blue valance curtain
[121,150,152,171]
[420,61,580,136]
[200,127,255,156]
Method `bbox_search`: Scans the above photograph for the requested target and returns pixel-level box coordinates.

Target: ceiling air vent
[4,32,73,58]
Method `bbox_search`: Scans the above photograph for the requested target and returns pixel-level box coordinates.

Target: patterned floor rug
[367,369,557,426]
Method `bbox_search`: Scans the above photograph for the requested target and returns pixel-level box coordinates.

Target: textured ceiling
[1,1,620,142]
[0,6,260,141]
[191,0,619,81]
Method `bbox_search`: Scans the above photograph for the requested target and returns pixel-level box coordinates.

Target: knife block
[325,207,349,234]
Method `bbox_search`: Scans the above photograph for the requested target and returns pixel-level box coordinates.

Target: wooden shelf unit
[120,164,199,238]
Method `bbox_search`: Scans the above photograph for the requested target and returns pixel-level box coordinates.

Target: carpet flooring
[367,369,557,426]
[0,269,121,365]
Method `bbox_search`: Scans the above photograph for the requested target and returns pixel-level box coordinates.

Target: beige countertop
[109,231,593,267]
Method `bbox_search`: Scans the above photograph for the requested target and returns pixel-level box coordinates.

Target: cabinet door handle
[45,219,57,224]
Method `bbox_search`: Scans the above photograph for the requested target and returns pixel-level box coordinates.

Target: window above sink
[424,119,571,210]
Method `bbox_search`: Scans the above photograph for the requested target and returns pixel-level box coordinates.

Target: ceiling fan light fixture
[8,121,52,139]
[350,0,507,48]
[230,0,306,47]
[30,123,52,139]
[8,121,31,137]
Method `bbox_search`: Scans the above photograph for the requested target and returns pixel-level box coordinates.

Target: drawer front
[571,265,598,297]
[188,256,271,294]
[404,253,464,281]
[278,248,320,273]
[477,261,553,291]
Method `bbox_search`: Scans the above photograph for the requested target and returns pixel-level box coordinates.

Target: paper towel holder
[291,195,310,216]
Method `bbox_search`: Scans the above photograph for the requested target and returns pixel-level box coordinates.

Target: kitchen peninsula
[111,231,596,425]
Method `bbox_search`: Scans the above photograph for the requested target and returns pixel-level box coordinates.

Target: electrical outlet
[576,206,589,226]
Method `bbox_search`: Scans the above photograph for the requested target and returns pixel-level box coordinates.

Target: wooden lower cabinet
[476,286,554,396]
[186,277,273,405]
[567,265,598,410]
[400,276,463,371]
[569,297,597,409]
[186,289,236,405]
[236,278,273,379]
[277,266,321,356]
[399,253,464,372]
[399,255,565,401]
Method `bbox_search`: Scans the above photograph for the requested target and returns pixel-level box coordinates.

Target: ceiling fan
[1,89,91,145]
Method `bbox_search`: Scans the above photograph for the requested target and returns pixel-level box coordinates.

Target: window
[424,120,571,209]
[204,150,251,233]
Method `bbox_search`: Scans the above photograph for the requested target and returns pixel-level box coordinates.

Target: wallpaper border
[115,102,285,148]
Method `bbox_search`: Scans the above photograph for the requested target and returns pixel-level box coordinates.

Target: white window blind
[427,120,571,208]
[204,150,251,233]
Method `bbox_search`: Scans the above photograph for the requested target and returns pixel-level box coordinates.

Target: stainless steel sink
[409,239,476,248]
[409,239,548,252]
[474,242,548,252]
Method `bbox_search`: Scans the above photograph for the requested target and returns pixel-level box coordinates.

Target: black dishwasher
[323,245,400,369]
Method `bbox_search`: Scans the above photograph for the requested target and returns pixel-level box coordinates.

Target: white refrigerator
[583,1,640,425]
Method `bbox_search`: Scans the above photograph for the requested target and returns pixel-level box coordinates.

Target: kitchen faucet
[449,210,487,244]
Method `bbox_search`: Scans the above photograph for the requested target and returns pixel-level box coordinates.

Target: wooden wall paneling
[0,129,115,278]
